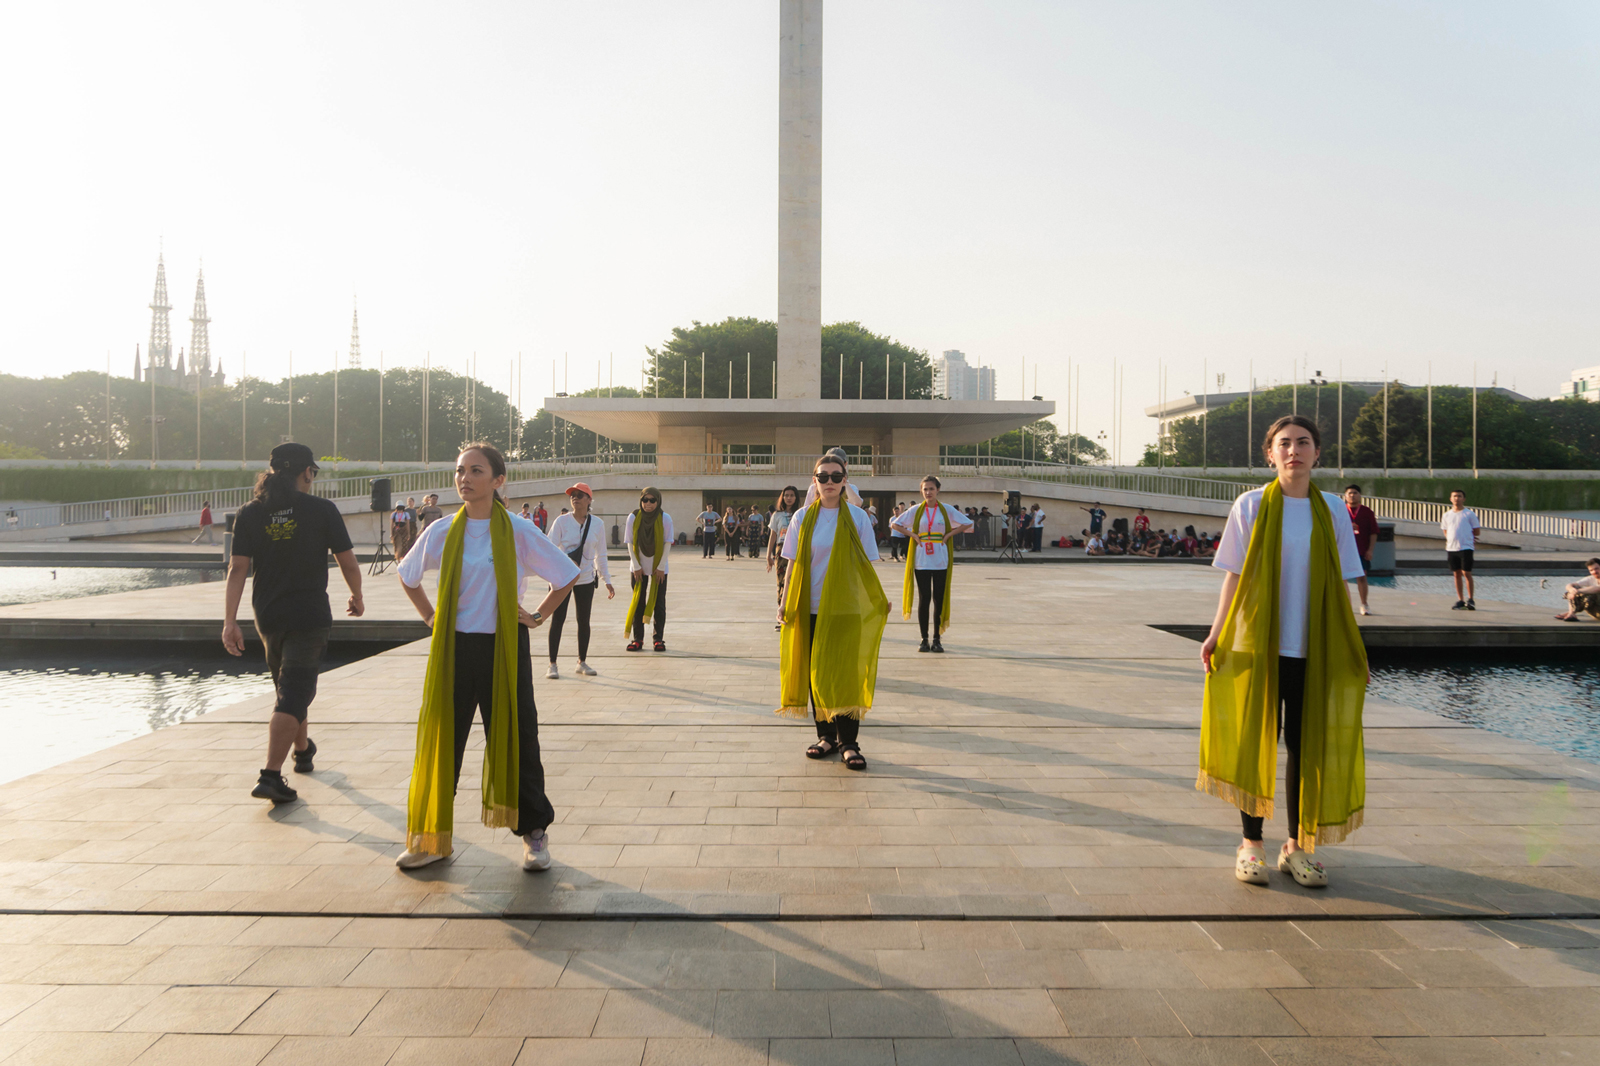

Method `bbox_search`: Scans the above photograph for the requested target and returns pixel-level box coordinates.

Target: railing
[5,453,1599,544]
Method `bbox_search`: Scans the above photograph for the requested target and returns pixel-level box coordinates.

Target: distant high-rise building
[1553,365,1600,402]
[933,350,995,401]
[348,301,362,369]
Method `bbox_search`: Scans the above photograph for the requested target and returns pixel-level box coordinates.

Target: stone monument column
[777,0,822,408]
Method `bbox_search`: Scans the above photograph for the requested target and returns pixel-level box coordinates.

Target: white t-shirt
[1442,508,1479,552]
[890,501,975,571]
[399,512,580,634]
[623,511,675,573]
[547,511,612,585]
[1213,488,1366,658]
[781,502,881,614]
[770,510,793,538]
[1033,510,1046,532]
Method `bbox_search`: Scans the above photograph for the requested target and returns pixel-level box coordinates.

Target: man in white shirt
[1028,504,1045,552]
[1556,557,1600,621]
[1441,490,1480,611]
[697,507,720,559]
[1086,533,1105,556]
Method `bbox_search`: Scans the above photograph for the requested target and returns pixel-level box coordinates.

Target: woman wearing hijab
[766,485,800,631]
[1199,414,1368,889]
[545,481,615,679]
[891,475,975,653]
[778,452,887,771]
[624,487,673,651]
[395,443,579,873]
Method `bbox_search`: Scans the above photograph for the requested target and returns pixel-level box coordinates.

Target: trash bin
[1370,522,1395,576]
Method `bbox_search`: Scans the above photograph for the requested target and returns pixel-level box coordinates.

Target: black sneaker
[292,737,317,774]
[918,639,931,653]
[251,770,298,804]
[1451,600,1466,610]
[1466,599,1476,611]
[931,637,945,653]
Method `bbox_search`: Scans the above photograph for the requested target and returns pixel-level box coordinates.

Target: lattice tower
[148,254,173,369]
[189,269,211,376]
[348,300,362,368]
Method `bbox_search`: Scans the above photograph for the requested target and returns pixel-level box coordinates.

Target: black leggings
[1241,655,1306,842]
[629,572,667,642]
[451,627,554,835]
[547,579,596,662]
[726,531,739,558]
[807,613,861,748]
[914,568,947,640]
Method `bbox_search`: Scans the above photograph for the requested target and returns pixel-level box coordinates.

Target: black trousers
[703,530,717,557]
[452,627,554,835]
[725,532,739,558]
[1241,655,1306,842]
[914,568,947,640]
[807,613,861,747]
[629,572,667,642]
[547,579,596,662]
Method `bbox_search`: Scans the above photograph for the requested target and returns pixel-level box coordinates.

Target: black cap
[269,442,317,472]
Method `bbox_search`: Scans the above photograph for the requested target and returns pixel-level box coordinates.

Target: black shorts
[1359,556,1371,575]
[1447,549,1474,572]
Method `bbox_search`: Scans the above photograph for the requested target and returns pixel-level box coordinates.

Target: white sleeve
[950,508,974,531]
[623,513,635,552]
[660,514,674,567]
[1212,493,1257,575]
[889,509,913,536]
[591,521,612,584]
[853,506,881,561]
[516,517,581,588]
[397,515,449,588]
[781,507,805,561]
[1326,493,1366,580]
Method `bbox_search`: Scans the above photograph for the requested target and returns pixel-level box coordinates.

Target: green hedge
[1309,475,1600,512]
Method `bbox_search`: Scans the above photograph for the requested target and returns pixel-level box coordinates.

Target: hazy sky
[3,1,1596,454]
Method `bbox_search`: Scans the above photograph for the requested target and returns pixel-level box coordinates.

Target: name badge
[924,540,935,555]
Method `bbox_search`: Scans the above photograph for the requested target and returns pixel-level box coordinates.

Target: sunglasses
[640,497,659,504]
[813,471,845,484]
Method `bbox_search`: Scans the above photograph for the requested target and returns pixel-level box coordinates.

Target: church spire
[189,267,212,378]
[148,253,172,370]
[348,299,362,369]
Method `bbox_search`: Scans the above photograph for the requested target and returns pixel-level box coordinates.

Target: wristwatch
[529,610,543,624]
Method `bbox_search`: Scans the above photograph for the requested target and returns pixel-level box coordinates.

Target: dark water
[0,642,389,785]
[1369,574,1581,611]
[1370,657,1600,763]
[0,567,218,606]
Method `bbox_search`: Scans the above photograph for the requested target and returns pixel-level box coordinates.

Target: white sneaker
[522,830,552,872]
[575,661,597,677]
[395,849,448,870]
[545,663,559,680]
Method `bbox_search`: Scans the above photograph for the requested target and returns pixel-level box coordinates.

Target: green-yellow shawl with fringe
[777,501,889,721]
[1198,479,1368,851]
[405,500,521,857]
[900,500,955,632]
[623,508,665,633]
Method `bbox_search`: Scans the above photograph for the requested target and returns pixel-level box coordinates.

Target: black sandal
[653,640,666,652]
[806,738,840,760]
[841,745,867,771]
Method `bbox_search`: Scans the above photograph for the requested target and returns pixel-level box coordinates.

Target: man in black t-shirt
[224,443,364,804]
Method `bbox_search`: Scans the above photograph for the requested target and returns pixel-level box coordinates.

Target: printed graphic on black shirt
[232,492,353,636]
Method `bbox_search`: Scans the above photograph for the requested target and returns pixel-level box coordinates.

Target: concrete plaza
[0,558,1597,1063]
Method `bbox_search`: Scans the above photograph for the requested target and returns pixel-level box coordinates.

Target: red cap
[566,481,593,498]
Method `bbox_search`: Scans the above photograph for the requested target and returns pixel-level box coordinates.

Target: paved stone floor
[1,559,1597,1063]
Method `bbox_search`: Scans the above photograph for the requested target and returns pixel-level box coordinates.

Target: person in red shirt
[1132,508,1150,536]
[1343,484,1378,615]
[192,500,215,545]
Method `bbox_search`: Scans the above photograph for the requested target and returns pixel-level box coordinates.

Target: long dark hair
[252,462,313,509]
[775,485,799,513]
[459,441,508,503]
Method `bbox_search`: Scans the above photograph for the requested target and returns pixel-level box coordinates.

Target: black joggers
[629,572,667,643]
[807,613,860,748]
[451,626,555,835]
[913,568,947,640]
[1240,655,1306,843]
[547,578,596,663]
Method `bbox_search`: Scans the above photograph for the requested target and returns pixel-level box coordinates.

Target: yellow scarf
[900,500,955,631]
[623,507,665,633]
[1197,479,1368,851]
[405,500,521,857]
[776,501,889,721]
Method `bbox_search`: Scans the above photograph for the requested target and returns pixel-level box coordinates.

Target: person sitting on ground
[1556,557,1600,621]
[1179,526,1201,557]
[1105,532,1127,556]
[1086,532,1105,556]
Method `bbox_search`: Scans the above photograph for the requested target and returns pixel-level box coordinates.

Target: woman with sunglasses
[777,453,888,771]
[624,488,673,652]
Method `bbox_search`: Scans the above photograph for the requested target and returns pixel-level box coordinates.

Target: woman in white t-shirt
[544,482,615,679]
[766,485,800,629]
[623,489,674,652]
[1200,415,1367,890]
[890,476,975,653]
[395,443,580,873]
